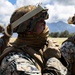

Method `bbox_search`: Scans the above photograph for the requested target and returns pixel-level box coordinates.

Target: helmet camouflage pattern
[68,14,75,24]
[10,5,49,33]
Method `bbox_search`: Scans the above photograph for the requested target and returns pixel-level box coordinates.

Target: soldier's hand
[5,24,13,37]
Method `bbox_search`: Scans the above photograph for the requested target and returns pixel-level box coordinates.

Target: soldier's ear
[0,24,4,33]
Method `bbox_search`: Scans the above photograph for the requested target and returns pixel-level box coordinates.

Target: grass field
[9,37,67,46]
[49,38,67,46]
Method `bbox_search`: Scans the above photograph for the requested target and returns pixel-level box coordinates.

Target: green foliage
[49,30,75,38]
[50,32,60,37]
[59,30,69,37]
[68,33,75,37]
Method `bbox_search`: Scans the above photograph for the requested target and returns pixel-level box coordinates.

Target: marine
[0,5,67,75]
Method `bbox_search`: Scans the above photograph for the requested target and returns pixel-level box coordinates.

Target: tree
[50,32,60,37]
[59,30,69,37]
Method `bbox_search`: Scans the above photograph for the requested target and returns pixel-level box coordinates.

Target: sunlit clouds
[0,0,75,25]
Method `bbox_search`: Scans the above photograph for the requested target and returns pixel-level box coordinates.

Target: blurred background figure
[61,14,75,75]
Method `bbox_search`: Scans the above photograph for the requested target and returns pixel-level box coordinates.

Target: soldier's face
[34,20,45,35]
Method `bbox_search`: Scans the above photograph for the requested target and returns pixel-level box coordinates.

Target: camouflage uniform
[0,5,67,75]
[60,35,75,75]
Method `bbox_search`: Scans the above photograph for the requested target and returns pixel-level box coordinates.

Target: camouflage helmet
[10,5,49,33]
[68,14,75,24]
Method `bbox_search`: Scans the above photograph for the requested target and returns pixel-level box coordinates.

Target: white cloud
[0,0,75,26]
[0,0,16,25]
[46,4,75,23]
[54,0,75,5]
[16,0,50,7]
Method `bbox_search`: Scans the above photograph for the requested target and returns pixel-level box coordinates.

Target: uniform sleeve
[60,41,75,75]
[61,41,75,64]
[43,57,67,75]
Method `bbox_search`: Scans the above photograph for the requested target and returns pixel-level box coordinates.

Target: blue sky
[0,0,75,26]
[8,0,16,4]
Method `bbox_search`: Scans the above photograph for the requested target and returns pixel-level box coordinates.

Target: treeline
[49,30,75,37]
